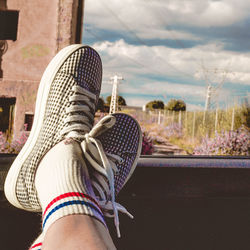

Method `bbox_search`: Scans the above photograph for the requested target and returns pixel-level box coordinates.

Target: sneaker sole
[4,44,91,210]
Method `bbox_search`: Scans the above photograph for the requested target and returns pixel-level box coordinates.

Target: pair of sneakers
[4,45,142,249]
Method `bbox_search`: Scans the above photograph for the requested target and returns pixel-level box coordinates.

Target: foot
[4,45,102,211]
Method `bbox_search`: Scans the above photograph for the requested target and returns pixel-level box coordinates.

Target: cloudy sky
[82,0,250,110]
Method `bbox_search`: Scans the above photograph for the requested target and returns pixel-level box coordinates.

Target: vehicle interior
[0,0,249,250]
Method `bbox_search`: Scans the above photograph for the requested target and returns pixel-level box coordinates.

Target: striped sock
[42,191,104,232]
[29,242,42,250]
[35,140,106,235]
[29,233,43,250]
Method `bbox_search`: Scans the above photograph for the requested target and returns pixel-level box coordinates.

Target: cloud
[93,39,250,85]
[141,82,206,99]
[123,96,149,107]
[84,1,250,109]
[136,28,200,41]
[186,103,204,111]
[161,0,250,27]
[84,0,250,40]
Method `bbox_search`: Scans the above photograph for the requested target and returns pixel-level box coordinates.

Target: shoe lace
[81,115,134,238]
[60,86,132,237]
[60,85,96,138]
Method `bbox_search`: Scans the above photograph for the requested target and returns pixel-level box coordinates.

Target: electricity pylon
[109,75,123,114]
[198,64,230,111]
[196,63,230,124]
[204,84,212,111]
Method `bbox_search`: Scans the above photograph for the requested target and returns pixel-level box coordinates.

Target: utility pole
[197,64,230,124]
[203,84,212,124]
[109,75,123,114]
[198,64,230,111]
[204,85,212,111]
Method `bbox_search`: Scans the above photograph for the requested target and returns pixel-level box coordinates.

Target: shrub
[10,130,29,154]
[0,125,29,154]
[146,100,164,110]
[164,123,183,138]
[0,132,10,153]
[193,126,249,156]
[165,99,186,111]
[141,131,154,155]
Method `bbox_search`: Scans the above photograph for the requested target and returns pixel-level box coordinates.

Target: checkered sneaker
[4,45,102,211]
[96,113,142,195]
[80,112,142,237]
[23,112,142,245]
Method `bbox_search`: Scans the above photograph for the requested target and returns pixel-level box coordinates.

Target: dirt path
[152,139,186,155]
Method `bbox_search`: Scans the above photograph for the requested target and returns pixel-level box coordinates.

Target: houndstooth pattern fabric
[16,46,102,210]
[96,113,142,196]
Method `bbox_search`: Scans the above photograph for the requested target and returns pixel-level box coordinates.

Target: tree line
[97,95,186,112]
[97,95,127,112]
[146,99,186,111]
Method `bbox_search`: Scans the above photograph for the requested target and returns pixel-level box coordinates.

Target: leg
[42,215,116,250]
[29,113,142,250]
[34,140,116,250]
[4,45,142,250]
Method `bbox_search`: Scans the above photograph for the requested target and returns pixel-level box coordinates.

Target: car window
[83,0,250,157]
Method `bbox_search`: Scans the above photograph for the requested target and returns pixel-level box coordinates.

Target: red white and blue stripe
[29,242,42,250]
[42,192,105,231]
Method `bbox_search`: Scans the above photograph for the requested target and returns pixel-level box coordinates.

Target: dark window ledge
[1,154,250,249]
[138,155,250,168]
[120,156,250,199]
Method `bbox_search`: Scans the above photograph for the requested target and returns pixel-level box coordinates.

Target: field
[0,105,249,156]
[120,105,250,156]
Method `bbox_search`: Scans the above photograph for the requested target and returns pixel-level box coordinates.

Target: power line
[84,28,165,76]
[98,1,148,46]
[147,2,204,72]
[98,0,195,79]
[84,28,104,41]
[146,1,188,50]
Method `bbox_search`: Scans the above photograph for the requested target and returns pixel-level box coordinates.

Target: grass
[168,137,196,155]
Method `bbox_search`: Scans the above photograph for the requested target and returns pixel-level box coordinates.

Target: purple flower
[194,125,249,156]
[0,124,29,153]
[141,131,154,155]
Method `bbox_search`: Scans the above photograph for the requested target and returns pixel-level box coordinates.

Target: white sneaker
[4,45,102,211]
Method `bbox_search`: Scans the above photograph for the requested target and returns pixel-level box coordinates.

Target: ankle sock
[35,140,106,234]
[29,233,43,250]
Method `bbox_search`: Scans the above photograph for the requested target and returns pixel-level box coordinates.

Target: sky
[82,0,250,110]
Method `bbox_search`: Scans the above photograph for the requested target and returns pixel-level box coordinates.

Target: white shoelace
[60,85,132,237]
[60,85,96,137]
